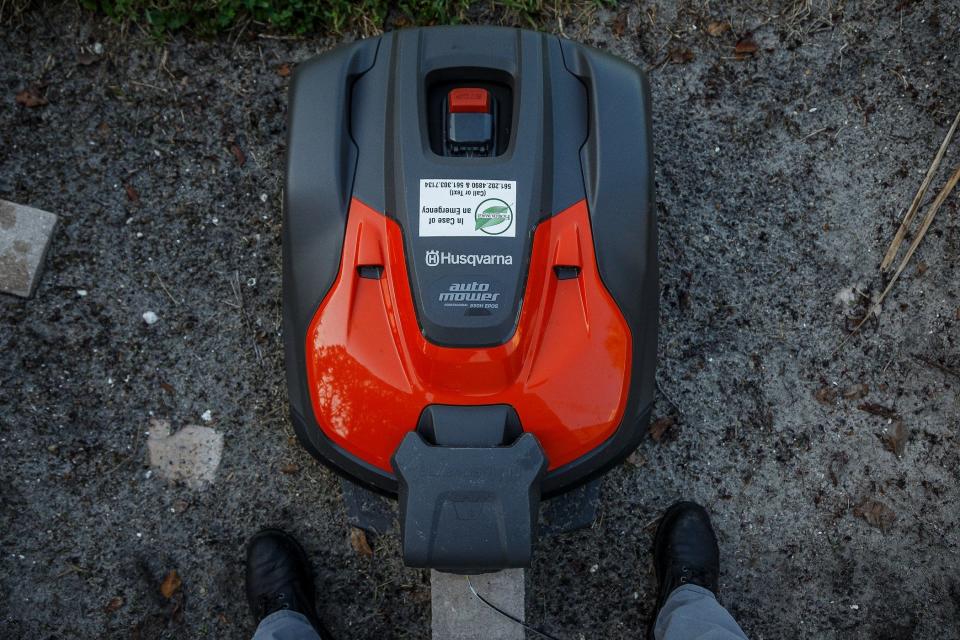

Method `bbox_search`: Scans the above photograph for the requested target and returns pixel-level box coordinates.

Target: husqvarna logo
[424,250,513,267]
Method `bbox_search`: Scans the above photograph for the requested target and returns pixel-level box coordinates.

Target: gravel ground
[2,2,959,639]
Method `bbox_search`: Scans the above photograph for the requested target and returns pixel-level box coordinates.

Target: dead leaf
[104,596,124,613]
[96,121,111,136]
[349,527,373,557]
[125,184,140,203]
[229,142,246,167]
[171,499,190,513]
[858,403,898,420]
[279,463,299,475]
[915,261,928,275]
[159,570,182,599]
[160,382,175,396]
[610,9,628,38]
[853,499,896,531]
[668,48,695,64]
[734,37,759,57]
[814,386,836,405]
[15,86,48,108]
[882,419,909,457]
[841,383,869,400]
[276,63,291,77]
[649,416,675,442]
[77,52,101,66]
[706,21,731,37]
[828,451,849,487]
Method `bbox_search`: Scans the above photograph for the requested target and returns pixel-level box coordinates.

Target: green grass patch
[69,0,612,37]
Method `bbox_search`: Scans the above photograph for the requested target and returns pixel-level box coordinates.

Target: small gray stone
[0,199,57,298]
[147,419,224,490]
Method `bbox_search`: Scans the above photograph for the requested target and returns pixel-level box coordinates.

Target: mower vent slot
[357,265,384,280]
[553,265,581,280]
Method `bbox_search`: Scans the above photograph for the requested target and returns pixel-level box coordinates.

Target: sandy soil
[2,2,959,638]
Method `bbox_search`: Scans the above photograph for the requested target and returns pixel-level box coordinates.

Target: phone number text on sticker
[419,179,516,237]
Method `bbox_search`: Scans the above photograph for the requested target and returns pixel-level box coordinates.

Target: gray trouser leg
[655,584,748,640]
[252,610,323,640]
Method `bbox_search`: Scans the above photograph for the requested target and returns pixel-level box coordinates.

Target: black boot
[245,528,324,633]
[651,501,720,621]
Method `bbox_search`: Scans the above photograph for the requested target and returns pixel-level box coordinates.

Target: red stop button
[448,87,490,113]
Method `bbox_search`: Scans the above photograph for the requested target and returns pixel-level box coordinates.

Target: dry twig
[912,354,960,381]
[881,110,960,271]
[839,163,960,347]
[874,165,960,306]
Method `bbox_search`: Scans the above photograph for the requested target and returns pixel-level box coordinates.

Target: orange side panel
[305,198,632,472]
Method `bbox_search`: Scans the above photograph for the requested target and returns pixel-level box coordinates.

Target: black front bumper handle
[391,431,547,574]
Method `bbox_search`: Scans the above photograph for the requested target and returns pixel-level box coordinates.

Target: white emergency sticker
[418,179,516,237]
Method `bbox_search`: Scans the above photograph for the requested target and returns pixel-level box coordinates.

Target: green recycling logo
[474,198,514,235]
